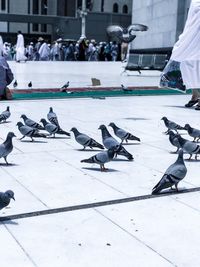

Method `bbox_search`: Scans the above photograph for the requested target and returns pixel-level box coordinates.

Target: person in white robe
[38,41,50,61]
[15,31,27,62]
[170,0,200,109]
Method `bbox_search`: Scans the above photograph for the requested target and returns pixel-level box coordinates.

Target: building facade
[0,0,132,43]
[131,0,191,52]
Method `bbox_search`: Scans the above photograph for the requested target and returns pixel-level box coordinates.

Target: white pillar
[81,0,86,38]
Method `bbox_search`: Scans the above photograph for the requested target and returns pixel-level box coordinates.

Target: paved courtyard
[0,92,200,267]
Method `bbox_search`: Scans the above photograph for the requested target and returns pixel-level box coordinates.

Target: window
[32,23,39,32]
[101,0,104,12]
[122,4,128,14]
[41,24,47,32]
[32,0,39,14]
[41,0,47,15]
[1,0,6,10]
[113,3,118,13]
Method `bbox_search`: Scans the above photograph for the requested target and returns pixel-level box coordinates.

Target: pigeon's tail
[57,129,70,136]
[32,133,47,138]
[118,146,134,160]
[127,133,140,142]
[81,157,95,164]
[90,139,104,149]
[152,174,173,195]
[177,125,186,130]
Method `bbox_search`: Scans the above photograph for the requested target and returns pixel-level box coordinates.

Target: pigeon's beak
[12,196,15,201]
[13,133,16,137]
[98,126,100,130]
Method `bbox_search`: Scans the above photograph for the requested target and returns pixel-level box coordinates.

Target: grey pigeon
[21,114,44,130]
[13,80,18,88]
[61,81,69,92]
[47,107,60,128]
[0,106,11,122]
[152,149,187,194]
[16,122,47,141]
[71,127,104,150]
[184,124,200,142]
[98,124,133,160]
[0,190,15,210]
[81,147,118,171]
[0,132,15,164]
[177,135,200,160]
[28,81,32,89]
[161,117,185,134]
[121,84,132,92]
[109,122,140,143]
[40,118,70,137]
[168,130,180,153]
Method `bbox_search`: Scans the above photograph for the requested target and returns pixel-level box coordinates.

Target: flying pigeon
[121,84,132,92]
[0,132,15,164]
[98,124,133,160]
[16,122,47,141]
[107,24,148,43]
[28,81,32,89]
[13,80,18,88]
[152,149,187,194]
[47,107,60,128]
[40,118,70,137]
[61,81,69,92]
[21,114,44,130]
[0,190,15,210]
[176,135,200,160]
[168,130,180,153]
[0,106,11,123]
[71,127,104,150]
[81,147,118,171]
[184,124,200,142]
[161,117,185,134]
[108,122,140,143]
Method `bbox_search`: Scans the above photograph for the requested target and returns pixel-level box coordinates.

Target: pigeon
[168,130,180,153]
[70,127,104,150]
[0,190,15,210]
[16,122,47,141]
[152,149,187,194]
[0,106,11,123]
[98,124,133,160]
[0,132,15,164]
[176,134,200,160]
[28,81,32,89]
[121,84,132,92]
[81,147,118,171]
[13,80,18,88]
[184,124,200,142]
[47,107,60,128]
[108,122,140,143]
[40,118,70,137]
[61,81,69,92]
[21,114,44,130]
[161,117,185,134]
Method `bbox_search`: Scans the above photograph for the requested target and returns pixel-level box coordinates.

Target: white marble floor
[0,94,200,267]
[8,61,160,89]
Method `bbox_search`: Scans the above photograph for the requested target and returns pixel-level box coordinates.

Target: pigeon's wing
[95,151,109,164]
[46,123,57,134]
[128,24,148,32]
[76,133,90,145]
[107,25,123,39]
[183,141,199,152]
[152,174,174,193]
[192,128,200,137]
[0,144,6,157]
[116,128,127,139]
[165,163,187,179]
[103,136,119,149]
[20,125,37,136]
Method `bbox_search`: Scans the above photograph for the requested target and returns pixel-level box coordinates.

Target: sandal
[185,99,198,107]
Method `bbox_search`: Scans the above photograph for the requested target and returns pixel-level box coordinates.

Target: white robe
[16,33,27,62]
[171,0,200,89]
[38,43,50,61]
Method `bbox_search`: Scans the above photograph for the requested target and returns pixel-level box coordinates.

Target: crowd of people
[0,33,123,62]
